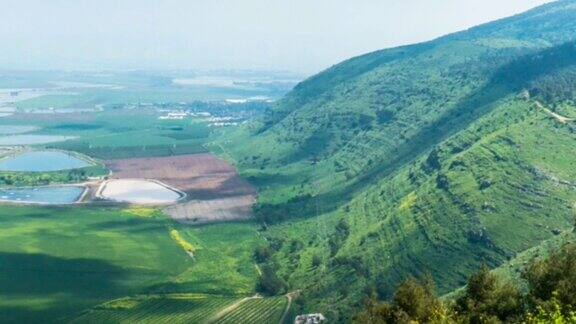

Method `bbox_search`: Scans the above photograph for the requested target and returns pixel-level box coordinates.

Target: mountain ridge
[212,1,576,321]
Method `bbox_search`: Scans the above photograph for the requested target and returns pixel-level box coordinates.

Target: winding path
[280,291,300,324]
[535,101,575,124]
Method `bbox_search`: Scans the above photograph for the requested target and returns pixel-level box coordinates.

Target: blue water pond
[0,151,91,172]
[0,186,85,204]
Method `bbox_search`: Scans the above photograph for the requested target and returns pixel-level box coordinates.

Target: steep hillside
[211,0,576,321]
[215,0,576,214]
[265,90,576,320]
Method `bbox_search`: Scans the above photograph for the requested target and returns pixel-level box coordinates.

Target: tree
[256,264,286,295]
[353,244,576,323]
[523,243,576,313]
[456,265,523,323]
[524,295,576,324]
[253,246,271,263]
[353,277,451,324]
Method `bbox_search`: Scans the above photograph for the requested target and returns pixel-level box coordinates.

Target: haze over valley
[3,1,576,323]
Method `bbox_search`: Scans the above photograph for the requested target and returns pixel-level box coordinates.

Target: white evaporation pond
[99,179,183,205]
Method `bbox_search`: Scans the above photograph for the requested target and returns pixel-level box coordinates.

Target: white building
[295,313,326,324]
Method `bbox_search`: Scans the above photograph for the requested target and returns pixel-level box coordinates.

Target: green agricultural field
[70,294,238,324]
[70,294,288,324]
[215,296,288,324]
[54,142,208,160]
[13,86,282,112]
[0,206,263,323]
[0,110,212,159]
[15,94,95,111]
[5,1,576,323]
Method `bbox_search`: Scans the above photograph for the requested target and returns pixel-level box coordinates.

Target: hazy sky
[1,0,552,73]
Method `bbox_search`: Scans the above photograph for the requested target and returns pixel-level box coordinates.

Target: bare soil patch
[105,154,255,224]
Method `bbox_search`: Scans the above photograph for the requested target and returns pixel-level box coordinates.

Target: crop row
[218,296,287,324]
[71,295,237,324]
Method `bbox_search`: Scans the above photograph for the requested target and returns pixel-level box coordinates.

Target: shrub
[253,246,272,263]
[353,277,451,324]
[256,264,286,295]
[456,265,523,323]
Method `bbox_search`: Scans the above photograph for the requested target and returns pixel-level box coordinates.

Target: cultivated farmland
[70,294,237,324]
[0,71,288,323]
[106,154,256,224]
[70,294,288,324]
[214,296,288,324]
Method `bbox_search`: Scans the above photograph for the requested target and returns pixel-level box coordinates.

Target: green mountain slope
[212,0,576,321]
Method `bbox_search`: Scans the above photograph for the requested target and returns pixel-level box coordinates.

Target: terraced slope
[215,1,576,219]
[259,94,576,321]
[211,1,576,321]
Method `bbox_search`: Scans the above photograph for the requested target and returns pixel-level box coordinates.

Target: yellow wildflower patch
[169,229,196,254]
[398,192,417,211]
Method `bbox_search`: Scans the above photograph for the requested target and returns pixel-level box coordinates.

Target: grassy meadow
[0,205,263,323]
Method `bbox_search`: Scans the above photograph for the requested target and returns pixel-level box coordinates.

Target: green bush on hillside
[256,263,287,296]
[354,243,576,323]
[455,265,523,323]
[353,277,450,324]
[523,244,576,314]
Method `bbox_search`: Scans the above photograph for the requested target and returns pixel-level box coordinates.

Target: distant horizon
[1,0,552,73]
[0,68,304,75]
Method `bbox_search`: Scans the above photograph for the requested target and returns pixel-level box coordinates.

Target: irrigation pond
[0,150,91,172]
[98,179,184,205]
[0,185,85,204]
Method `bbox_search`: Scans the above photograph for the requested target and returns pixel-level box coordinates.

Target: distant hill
[213,0,576,321]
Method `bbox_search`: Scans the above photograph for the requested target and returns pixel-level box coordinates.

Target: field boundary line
[205,294,262,323]
[280,291,300,324]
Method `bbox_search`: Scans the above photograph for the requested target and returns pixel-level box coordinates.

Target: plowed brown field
[105,154,255,224]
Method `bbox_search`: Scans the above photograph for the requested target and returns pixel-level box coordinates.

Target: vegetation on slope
[257,94,576,321]
[211,1,576,321]
[354,240,576,323]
